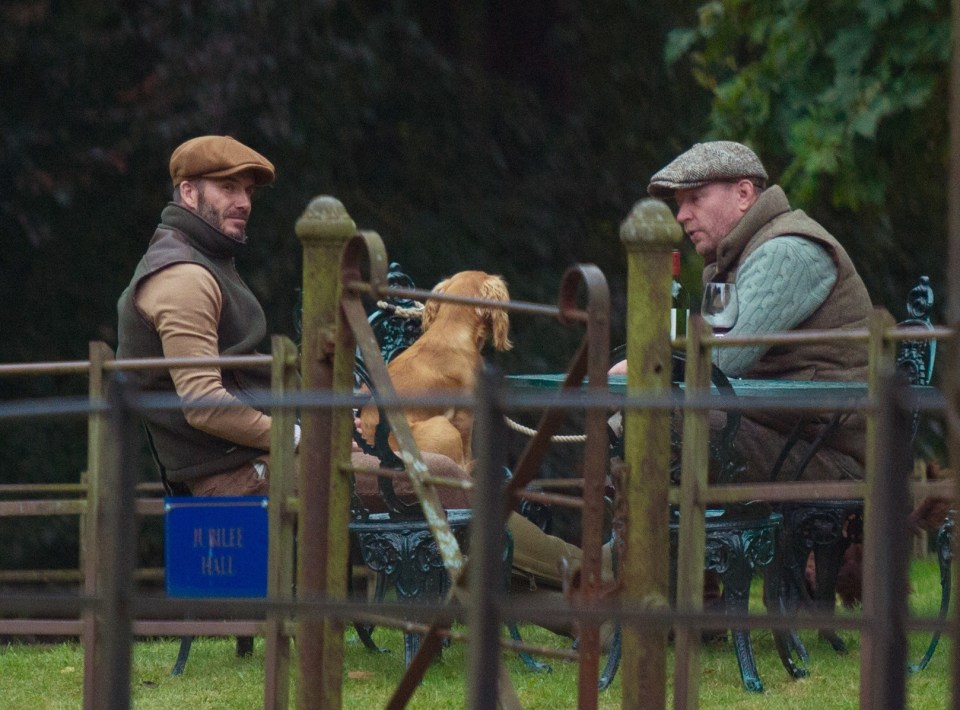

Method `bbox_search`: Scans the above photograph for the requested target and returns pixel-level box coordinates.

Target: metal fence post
[467,367,508,709]
[860,373,912,709]
[295,196,357,709]
[859,309,897,706]
[618,198,682,709]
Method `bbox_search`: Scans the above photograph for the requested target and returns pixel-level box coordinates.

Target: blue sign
[164,496,268,598]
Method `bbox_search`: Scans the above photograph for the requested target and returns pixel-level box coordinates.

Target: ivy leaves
[665,0,949,211]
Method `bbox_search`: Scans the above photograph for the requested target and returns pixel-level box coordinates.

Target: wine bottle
[671,250,688,340]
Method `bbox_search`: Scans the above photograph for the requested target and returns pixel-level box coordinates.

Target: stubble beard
[196,192,246,241]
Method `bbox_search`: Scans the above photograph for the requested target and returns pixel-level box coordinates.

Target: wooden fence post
[617,199,681,709]
[264,334,300,710]
[673,315,712,708]
[82,341,114,710]
[294,196,357,709]
[93,371,139,710]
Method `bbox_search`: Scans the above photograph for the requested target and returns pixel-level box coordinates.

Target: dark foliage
[3,1,945,571]
[0,0,708,571]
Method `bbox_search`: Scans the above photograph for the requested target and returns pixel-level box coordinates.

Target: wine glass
[701,282,739,368]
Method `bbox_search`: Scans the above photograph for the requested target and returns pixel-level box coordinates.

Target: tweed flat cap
[647,141,767,199]
[169,135,275,187]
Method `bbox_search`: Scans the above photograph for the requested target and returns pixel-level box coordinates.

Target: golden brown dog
[360,270,513,468]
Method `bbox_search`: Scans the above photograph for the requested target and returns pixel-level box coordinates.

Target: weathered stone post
[295,196,357,709]
[618,199,682,709]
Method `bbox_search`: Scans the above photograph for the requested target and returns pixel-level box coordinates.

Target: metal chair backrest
[896,275,936,386]
[351,262,430,520]
[895,275,936,440]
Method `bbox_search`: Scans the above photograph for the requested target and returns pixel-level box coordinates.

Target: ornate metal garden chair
[773,276,952,672]
[602,347,800,693]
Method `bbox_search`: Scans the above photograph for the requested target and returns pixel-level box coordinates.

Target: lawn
[0,559,952,709]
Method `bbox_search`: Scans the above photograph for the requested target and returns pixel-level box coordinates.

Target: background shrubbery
[0,0,950,571]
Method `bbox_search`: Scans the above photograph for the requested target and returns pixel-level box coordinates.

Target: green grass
[0,559,953,709]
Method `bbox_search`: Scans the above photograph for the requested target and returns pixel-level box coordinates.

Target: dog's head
[421,271,513,351]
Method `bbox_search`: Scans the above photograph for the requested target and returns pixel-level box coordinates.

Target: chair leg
[350,563,388,653]
[597,624,621,691]
[171,636,193,676]
[171,634,253,676]
[781,502,861,655]
[354,622,384,652]
[764,542,809,678]
[722,573,764,694]
[813,542,850,653]
[404,632,421,668]
[506,623,553,674]
[235,636,254,657]
[909,514,954,672]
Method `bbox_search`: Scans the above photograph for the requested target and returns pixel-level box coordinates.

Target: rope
[376,300,424,319]
[502,415,586,444]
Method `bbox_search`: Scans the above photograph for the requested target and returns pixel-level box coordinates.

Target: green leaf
[825,27,874,76]
[665,28,702,66]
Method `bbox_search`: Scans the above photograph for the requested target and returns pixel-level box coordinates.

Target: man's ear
[736,179,758,211]
[179,180,201,210]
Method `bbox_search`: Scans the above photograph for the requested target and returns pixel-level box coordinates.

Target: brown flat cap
[169,135,275,186]
[648,141,767,199]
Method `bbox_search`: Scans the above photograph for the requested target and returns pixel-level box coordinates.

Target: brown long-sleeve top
[135,262,273,451]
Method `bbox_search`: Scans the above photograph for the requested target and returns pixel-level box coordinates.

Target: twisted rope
[502,415,586,444]
[376,300,424,319]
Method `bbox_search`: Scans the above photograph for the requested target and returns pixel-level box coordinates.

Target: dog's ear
[421,277,450,332]
[479,275,513,351]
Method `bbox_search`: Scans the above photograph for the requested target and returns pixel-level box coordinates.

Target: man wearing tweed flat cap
[649,140,873,484]
[648,141,768,199]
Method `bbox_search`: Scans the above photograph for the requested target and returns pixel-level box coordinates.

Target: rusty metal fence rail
[0,340,955,709]
[0,194,956,710]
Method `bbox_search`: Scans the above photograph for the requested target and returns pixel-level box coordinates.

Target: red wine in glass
[701,282,738,368]
[701,282,739,334]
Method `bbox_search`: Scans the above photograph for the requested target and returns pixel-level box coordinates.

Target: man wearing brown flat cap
[116,135,284,497]
[116,136,487,496]
[647,140,873,483]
